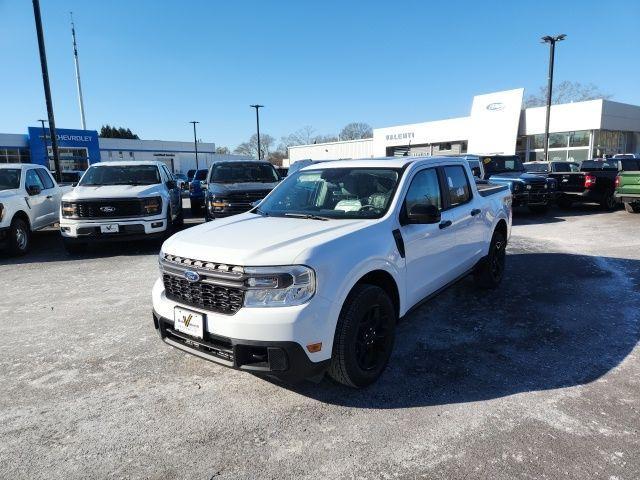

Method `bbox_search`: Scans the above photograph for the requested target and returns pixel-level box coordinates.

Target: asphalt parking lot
[1,203,639,480]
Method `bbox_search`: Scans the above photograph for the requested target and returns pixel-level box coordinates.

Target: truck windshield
[79,165,161,186]
[0,169,21,190]
[483,156,524,174]
[210,163,279,184]
[255,167,400,219]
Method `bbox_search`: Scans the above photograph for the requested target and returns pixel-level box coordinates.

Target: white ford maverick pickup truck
[152,157,512,387]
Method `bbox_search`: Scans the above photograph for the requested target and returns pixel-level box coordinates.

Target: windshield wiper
[283,213,330,221]
[254,207,269,217]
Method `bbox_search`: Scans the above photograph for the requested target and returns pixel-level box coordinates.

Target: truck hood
[162,213,366,266]
[207,182,279,195]
[62,184,163,201]
[488,172,546,183]
[0,189,20,199]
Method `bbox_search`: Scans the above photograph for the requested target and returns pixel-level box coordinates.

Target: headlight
[512,183,522,193]
[208,194,229,211]
[143,196,162,215]
[244,265,316,307]
[61,201,78,217]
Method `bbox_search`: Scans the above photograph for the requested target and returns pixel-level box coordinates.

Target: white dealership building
[288,88,640,164]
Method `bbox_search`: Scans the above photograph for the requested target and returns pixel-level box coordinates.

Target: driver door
[400,167,456,308]
[23,169,49,229]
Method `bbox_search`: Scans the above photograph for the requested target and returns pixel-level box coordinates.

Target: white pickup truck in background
[60,161,184,254]
[0,163,67,255]
[152,157,512,387]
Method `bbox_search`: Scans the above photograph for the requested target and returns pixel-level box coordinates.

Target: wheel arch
[11,210,31,230]
[350,269,401,321]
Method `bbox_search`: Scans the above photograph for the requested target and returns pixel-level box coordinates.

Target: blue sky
[1,0,639,150]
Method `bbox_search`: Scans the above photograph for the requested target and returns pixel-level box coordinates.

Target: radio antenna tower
[70,12,87,130]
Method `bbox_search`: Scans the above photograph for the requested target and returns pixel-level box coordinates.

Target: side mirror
[471,166,481,178]
[71,182,78,187]
[407,204,441,224]
[166,180,177,189]
[250,199,263,208]
[27,185,42,196]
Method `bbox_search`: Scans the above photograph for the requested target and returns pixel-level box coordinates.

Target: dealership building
[0,127,249,174]
[288,88,640,164]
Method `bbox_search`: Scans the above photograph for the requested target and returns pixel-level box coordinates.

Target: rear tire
[62,238,87,255]
[624,202,640,213]
[474,230,507,289]
[528,204,549,214]
[190,200,202,216]
[600,190,617,211]
[9,217,30,255]
[328,284,396,388]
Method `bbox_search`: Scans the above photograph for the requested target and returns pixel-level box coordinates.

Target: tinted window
[444,166,471,207]
[36,169,55,189]
[60,172,81,183]
[210,163,279,183]
[524,163,550,173]
[25,169,45,190]
[405,169,441,213]
[620,160,640,171]
[483,156,524,174]
[0,169,21,190]
[581,160,618,171]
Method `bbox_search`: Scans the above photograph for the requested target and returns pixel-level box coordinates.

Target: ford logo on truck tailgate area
[184,270,200,282]
[100,206,116,213]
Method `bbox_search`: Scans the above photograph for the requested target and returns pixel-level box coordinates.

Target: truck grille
[75,199,145,218]
[528,183,547,193]
[163,273,244,315]
[225,190,272,203]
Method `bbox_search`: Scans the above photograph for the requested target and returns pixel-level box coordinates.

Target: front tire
[624,202,640,213]
[328,284,396,388]
[9,217,30,255]
[474,230,507,289]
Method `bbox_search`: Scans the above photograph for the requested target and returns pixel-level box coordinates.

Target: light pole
[38,119,48,165]
[541,34,566,162]
[189,121,200,170]
[32,0,62,182]
[250,104,264,160]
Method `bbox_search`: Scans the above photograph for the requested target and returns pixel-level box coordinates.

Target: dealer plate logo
[184,270,200,282]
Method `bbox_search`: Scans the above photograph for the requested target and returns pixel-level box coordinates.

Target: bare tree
[524,81,612,108]
[233,133,275,160]
[339,122,373,140]
[215,146,230,155]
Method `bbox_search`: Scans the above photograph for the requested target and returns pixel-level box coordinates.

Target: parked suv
[188,169,208,215]
[0,164,67,255]
[204,160,280,220]
[152,157,511,387]
[60,161,183,253]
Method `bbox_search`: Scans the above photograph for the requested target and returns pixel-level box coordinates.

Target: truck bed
[476,181,510,197]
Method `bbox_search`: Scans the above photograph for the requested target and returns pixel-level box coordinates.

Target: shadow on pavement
[274,252,640,408]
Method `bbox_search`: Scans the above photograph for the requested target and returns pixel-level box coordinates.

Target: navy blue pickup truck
[463,155,556,213]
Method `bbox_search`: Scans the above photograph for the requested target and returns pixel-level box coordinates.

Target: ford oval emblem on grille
[100,206,116,213]
[184,270,200,282]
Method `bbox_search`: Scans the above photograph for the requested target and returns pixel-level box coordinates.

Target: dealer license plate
[100,224,119,234]
[174,307,204,339]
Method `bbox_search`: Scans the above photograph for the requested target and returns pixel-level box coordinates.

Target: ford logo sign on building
[184,270,200,282]
[486,102,505,111]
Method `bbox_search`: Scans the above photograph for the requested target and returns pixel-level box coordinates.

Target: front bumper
[205,202,254,220]
[152,278,335,381]
[512,190,552,207]
[60,215,167,241]
[0,226,9,248]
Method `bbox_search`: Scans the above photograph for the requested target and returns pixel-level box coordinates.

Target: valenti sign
[467,89,524,155]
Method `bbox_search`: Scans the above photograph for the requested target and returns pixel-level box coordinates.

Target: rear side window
[621,160,640,171]
[443,166,471,207]
[405,168,441,212]
[36,169,55,189]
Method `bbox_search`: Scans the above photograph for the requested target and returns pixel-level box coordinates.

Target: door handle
[439,220,452,230]
[46,195,53,199]
[470,208,481,216]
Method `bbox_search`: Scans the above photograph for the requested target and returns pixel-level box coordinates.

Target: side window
[404,168,441,213]
[36,168,55,189]
[25,169,45,191]
[443,165,471,207]
[554,163,570,173]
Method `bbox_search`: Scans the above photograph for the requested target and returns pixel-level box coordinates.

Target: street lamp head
[556,34,567,41]
[250,104,264,109]
[541,34,567,43]
[189,120,199,124]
